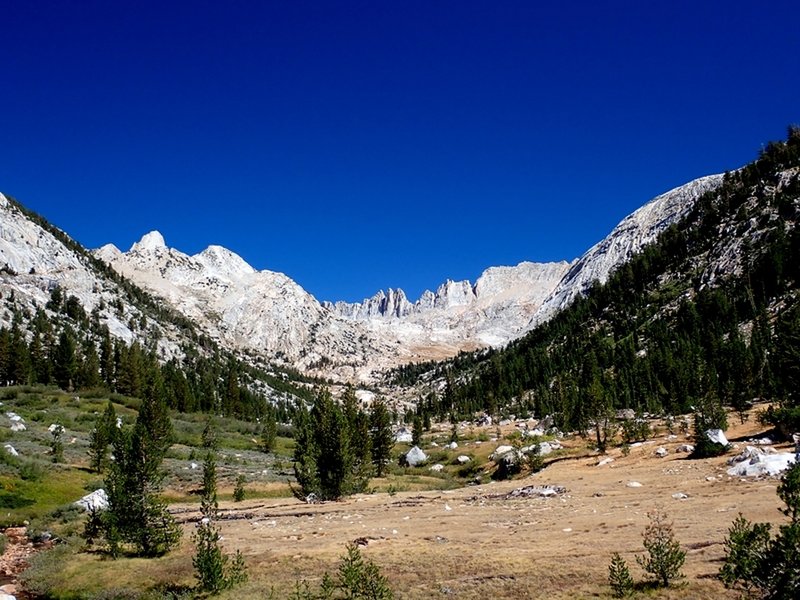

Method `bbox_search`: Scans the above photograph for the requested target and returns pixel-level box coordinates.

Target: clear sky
[1,1,798,303]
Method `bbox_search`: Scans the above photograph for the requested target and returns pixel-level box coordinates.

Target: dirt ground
[182,415,793,599]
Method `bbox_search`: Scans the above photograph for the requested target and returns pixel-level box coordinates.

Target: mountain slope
[531,173,725,326]
[438,130,800,428]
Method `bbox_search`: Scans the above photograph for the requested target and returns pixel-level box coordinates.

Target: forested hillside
[0,195,313,422]
[417,128,800,433]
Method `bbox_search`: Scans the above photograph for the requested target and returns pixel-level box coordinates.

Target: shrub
[723,461,800,599]
[719,514,771,595]
[292,543,393,599]
[636,509,685,587]
[608,552,634,598]
[233,475,246,502]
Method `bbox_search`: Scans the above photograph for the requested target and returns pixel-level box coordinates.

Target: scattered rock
[505,485,566,499]
[596,457,614,467]
[626,481,643,488]
[750,437,773,446]
[9,423,25,432]
[672,492,689,500]
[393,428,413,443]
[405,446,428,467]
[429,463,444,472]
[616,409,635,420]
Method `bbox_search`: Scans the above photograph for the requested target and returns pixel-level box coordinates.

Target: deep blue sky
[1,1,798,303]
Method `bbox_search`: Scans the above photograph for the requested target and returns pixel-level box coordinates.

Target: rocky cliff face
[96,233,399,380]
[530,173,725,327]
[326,261,572,352]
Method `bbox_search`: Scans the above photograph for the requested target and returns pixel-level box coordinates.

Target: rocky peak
[130,230,167,253]
[196,245,256,279]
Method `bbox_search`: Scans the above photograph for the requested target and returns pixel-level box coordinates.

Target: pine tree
[260,411,278,453]
[102,371,180,557]
[88,401,117,473]
[411,415,423,447]
[293,388,356,501]
[78,338,101,389]
[50,423,65,463]
[193,446,247,593]
[369,397,393,478]
[636,509,685,587]
[52,328,77,391]
[608,552,634,598]
[99,328,114,389]
[342,386,372,493]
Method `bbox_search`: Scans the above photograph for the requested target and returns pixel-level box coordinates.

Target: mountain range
[0,170,726,382]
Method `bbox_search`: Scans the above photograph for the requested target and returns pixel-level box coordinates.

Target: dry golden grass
[23,409,790,599]
[164,411,792,599]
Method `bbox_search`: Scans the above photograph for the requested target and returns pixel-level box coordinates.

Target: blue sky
[1,1,798,303]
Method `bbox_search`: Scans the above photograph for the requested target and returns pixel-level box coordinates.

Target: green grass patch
[0,467,92,527]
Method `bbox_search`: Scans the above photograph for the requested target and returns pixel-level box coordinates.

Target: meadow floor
[168,415,789,599]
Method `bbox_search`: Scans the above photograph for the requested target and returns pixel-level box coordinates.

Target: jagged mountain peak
[195,244,256,278]
[130,230,167,253]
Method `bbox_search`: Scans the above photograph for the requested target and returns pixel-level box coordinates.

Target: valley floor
[168,415,788,599]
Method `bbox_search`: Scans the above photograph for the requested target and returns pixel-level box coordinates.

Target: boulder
[457,455,471,464]
[448,441,458,450]
[616,409,635,421]
[405,446,427,467]
[492,445,514,460]
[393,428,413,443]
[429,463,444,472]
[726,451,796,477]
[728,446,764,465]
[705,429,729,446]
[655,447,668,458]
[596,457,614,467]
[537,442,555,455]
[3,444,19,457]
[75,489,109,512]
[676,444,695,453]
